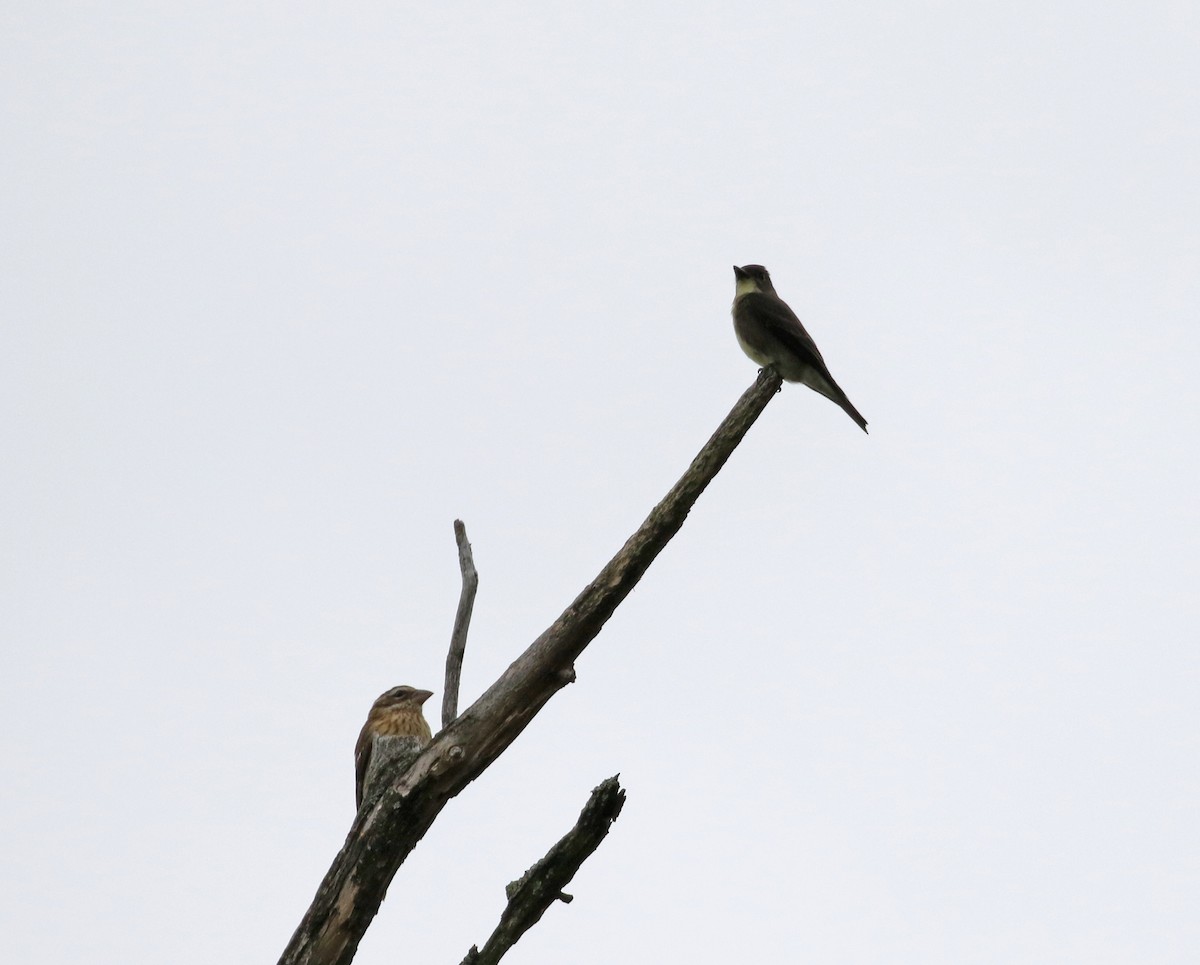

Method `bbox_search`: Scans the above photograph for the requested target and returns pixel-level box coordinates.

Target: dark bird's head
[733,264,775,296]
[371,685,434,712]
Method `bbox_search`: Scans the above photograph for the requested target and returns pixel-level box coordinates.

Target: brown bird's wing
[354,720,373,810]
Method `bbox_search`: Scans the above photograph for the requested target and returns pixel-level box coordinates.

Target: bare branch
[278,368,782,965]
[443,519,478,728]
[462,776,626,965]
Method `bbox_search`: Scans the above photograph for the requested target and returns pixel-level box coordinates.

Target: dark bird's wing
[354,721,373,810]
[742,292,828,366]
[744,292,869,433]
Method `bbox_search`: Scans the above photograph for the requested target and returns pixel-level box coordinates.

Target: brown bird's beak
[733,265,749,279]
[414,689,434,704]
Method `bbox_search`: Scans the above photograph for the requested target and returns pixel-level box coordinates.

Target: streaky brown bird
[731,264,868,433]
[354,685,434,809]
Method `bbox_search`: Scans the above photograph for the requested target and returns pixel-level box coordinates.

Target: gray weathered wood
[462,776,626,965]
[442,519,478,728]
[277,368,782,965]
[359,735,423,811]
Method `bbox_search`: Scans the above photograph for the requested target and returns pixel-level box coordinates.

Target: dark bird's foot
[756,366,783,392]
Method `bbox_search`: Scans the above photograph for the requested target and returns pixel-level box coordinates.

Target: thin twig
[462,776,626,965]
[443,519,478,729]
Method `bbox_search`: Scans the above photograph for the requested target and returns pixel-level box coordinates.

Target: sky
[3,2,1198,962]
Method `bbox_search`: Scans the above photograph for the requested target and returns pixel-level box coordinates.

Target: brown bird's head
[370,684,435,711]
[733,264,775,296]
[356,684,436,809]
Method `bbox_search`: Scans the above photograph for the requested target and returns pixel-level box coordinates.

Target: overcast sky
[3,2,1198,962]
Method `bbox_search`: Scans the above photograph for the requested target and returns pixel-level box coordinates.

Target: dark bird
[354,685,434,809]
[731,264,868,433]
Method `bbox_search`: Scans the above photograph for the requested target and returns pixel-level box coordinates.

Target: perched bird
[731,264,868,433]
[354,685,434,809]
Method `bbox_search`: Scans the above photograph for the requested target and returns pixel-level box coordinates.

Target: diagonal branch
[278,368,782,965]
[443,519,478,728]
[462,776,626,965]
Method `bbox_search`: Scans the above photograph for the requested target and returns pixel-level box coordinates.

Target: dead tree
[278,368,784,965]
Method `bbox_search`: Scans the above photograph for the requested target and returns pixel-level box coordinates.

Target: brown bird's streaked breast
[354,685,434,809]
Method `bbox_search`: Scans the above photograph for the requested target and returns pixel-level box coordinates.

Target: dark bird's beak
[414,689,434,704]
[733,265,749,279]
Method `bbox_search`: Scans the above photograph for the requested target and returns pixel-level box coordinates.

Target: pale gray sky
[3,2,1198,962]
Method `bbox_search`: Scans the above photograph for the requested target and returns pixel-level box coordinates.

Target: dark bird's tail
[837,394,868,433]
[805,367,868,433]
